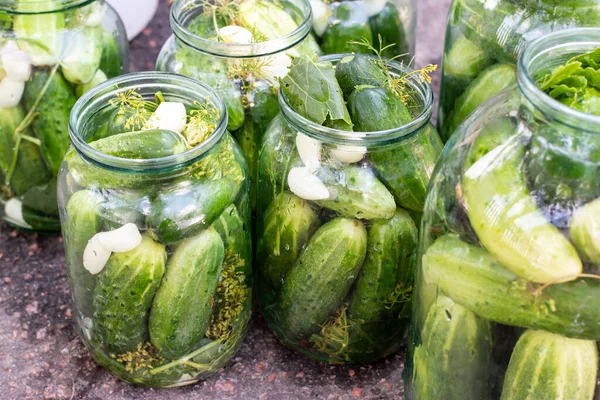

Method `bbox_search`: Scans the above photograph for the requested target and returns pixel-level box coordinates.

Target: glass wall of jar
[58,72,252,387]
[308,0,416,59]
[0,0,128,231]
[405,28,600,399]
[438,0,600,142]
[157,0,320,207]
[256,54,442,364]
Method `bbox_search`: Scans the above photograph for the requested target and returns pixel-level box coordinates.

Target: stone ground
[0,0,451,398]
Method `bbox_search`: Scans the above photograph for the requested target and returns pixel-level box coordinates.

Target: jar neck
[170,0,312,58]
[517,28,600,133]
[0,0,97,13]
[69,72,228,174]
[279,55,434,147]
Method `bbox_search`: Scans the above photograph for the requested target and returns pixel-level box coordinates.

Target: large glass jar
[58,73,252,387]
[0,0,128,231]
[406,29,600,399]
[438,0,600,142]
[256,55,442,364]
[157,0,319,206]
[309,0,416,59]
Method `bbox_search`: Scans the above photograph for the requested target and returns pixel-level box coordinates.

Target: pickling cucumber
[93,235,167,353]
[100,30,124,79]
[14,1,64,66]
[369,2,409,60]
[275,218,367,341]
[257,192,321,289]
[348,85,411,132]
[212,204,252,273]
[335,55,386,98]
[320,2,373,55]
[89,130,188,159]
[444,35,491,84]
[61,26,103,84]
[149,228,225,359]
[462,118,582,283]
[570,197,600,265]
[500,330,597,400]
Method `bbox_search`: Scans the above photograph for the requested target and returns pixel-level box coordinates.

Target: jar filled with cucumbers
[0,0,128,231]
[438,0,600,142]
[406,29,600,400]
[308,0,416,59]
[256,54,442,364]
[157,0,320,206]
[58,73,252,387]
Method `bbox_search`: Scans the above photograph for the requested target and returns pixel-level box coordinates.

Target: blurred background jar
[0,0,128,232]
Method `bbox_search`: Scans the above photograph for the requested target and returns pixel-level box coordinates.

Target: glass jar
[256,54,442,364]
[406,29,600,399]
[310,0,416,59]
[58,72,252,387]
[0,0,128,231]
[157,0,319,206]
[438,0,600,142]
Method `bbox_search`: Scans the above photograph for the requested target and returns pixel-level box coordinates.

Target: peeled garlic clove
[85,2,106,27]
[296,132,322,173]
[4,198,32,229]
[288,167,330,201]
[1,41,32,82]
[96,223,143,253]
[0,77,25,108]
[219,25,254,44]
[145,102,187,134]
[330,145,367,164]
[360,0,387,17]
[309,0,330,37]
[262,52,292,84]
[83,235,112,275]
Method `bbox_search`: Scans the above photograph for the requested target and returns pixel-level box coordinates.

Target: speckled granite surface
[0,1,451,398]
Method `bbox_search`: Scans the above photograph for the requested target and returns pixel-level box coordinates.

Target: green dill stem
[20,134,41,146]
[149,339,222,375]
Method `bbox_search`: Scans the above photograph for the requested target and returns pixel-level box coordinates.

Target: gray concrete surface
[0,0,451,398]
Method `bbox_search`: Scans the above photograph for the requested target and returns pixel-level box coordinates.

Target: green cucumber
[212,203,252,276]
[349,208,417,322]
[335,54,386,99]
[24,69,77,175]
[93,235,167,353]
[21,205,61,231]
[423,235,600,340]
[500,330,597,400]
[61,26,103,84]
[89,129,187,159]
[275,218,367,341]
[149,228,225,359]
[99,30,124,79]
[462,118,582,283]
[348,85,412,132]
[258,192,321,289]
[412,295,492,400]
[320,2,373,55]
[316,166,396,220]
[570,197,600,265]
[21,178,58,216]
[76,69,108,98]
[369,2,409,60]
[444,34,491,84]
[14,1,64,66]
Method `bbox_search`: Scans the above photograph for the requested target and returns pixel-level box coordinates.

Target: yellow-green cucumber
[570,197,600,265]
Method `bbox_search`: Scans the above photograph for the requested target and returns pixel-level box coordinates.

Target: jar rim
[69,72,229,173]
[518,27,600,133]
[0,0,95,13]
[170,0,313,58]
[278,54,435,146]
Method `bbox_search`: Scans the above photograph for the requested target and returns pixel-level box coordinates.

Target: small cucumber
[14,2,64,65]
[369,2,409,60]
[348,85,412,132]
[335,54,386,99]
[89,130,187,159]
[21,179,59,216]
[275,218,367,341]
[100,30,124,79]
[149,228,225,359]
[93,235,167,353]
[76,69,108,98]
[500,330,597,400]
[444,34,491,84]
[212,203,252,277]
[61,26,103,84]
[257,192,321,289]
[21,205,61,231]
[412,295,492,400]
[463,119,582,283]
[320,2,373,55]
[570,197,600,265]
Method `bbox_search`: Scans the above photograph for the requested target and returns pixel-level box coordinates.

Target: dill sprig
[194,135,245,182]
[184,98,221,147]
[385,283,413,310]
[310,305,351,362]
[111,342,164,375]
[108,86,157,132]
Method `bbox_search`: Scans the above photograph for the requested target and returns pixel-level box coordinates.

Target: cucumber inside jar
[257,53,441,364]
[0,1,127,232]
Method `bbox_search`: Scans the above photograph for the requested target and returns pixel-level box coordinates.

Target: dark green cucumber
[412,295,492,400]
[369,2,409,60]
[212,203,252,276]
[275,218,367,341]
[149,228,225,359]
[348,85,412,132]
[321,2,373,54]
[570,198,600,265]
[335,54,386,99]
[21,178,58,216]
[93,235,167,353]
[500,330,597,400]
[24,69,77,174]
[89,129,187,159]
[99,29,124,79]
[21,205,61,231]
[423,235,600,340]
[258,192,321,289]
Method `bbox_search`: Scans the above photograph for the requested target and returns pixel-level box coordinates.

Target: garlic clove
[1,41,32,82]
[287,166,330,200]
[4,198,32,229]
[330,145,367,164]
[96,223,143,253]
[0,76,25,108]
[83,235,112,275]
[145,102,187,134]
[296,132,322,173]
[360,0,387,17]
[219,25,254,44]
[309,0,330,37]
[85,2,107,27]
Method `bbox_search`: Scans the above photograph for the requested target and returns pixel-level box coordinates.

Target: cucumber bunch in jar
[0,0,127,231]
[256,52,442,364]
[59,74,252,387]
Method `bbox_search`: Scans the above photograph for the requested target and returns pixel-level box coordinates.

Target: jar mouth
[0,0,95,13]
[69,72,228,173]
[279,54,434,146]
[170,0,312,58]
[518,28,600,133]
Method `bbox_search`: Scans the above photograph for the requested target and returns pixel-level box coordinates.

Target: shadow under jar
[0,0,128,231]
[405,28,600,400]
[256,54,442,365]
[58,72,252,387]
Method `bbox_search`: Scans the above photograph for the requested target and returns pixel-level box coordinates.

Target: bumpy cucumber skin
[423,235,600,340]
[274,218,367,341]
[570,198,600,265]
[100,30,124,79]
[93,235,167,353]
[89,130,187,159]
[24,69,77,175]
[320,2,373,55]
[500,330,597,400]
[149,229,225,360]
[258,192,321,290]
[412,295,492,400]
[335,55,387,99]
[212,204,252,275]
[369,2,409,60]
[348,85,412,132]
[349,209,417,322]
